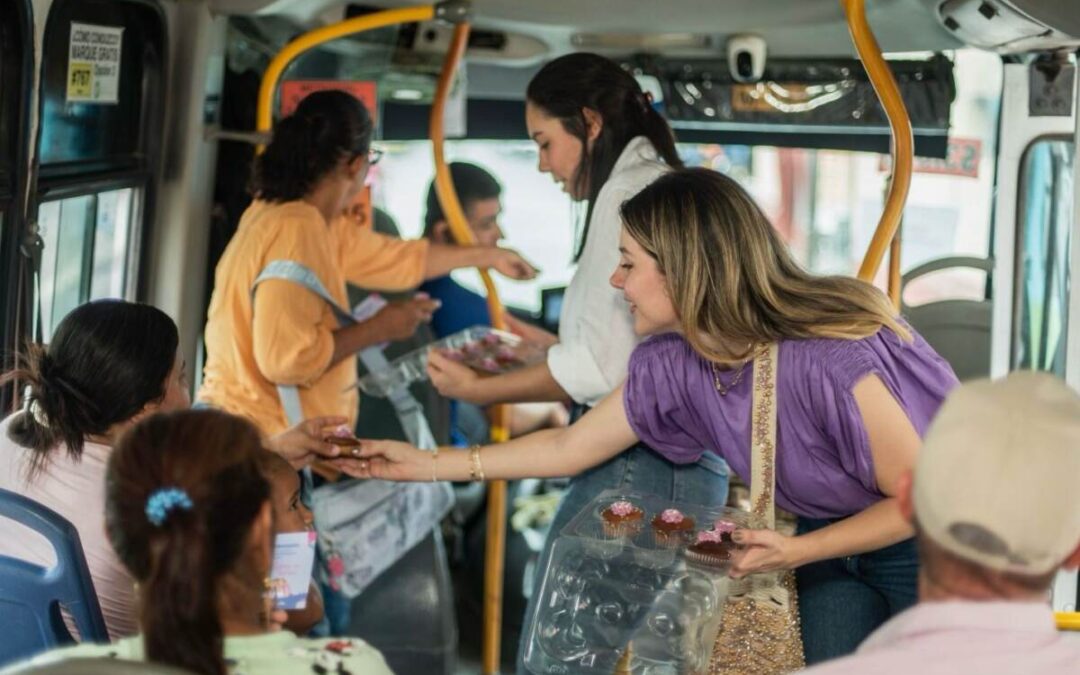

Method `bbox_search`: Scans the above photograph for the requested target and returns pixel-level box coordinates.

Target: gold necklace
[711,360,750,396]
[710,345,768,396]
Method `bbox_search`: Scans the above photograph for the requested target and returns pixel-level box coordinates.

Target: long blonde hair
[620,168,909,364]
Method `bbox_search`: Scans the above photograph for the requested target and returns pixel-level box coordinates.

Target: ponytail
[251,90,373,203]
[1,300,178,480]
[141,511,225,675]
[106,410,271,675]
[526,53,683,261]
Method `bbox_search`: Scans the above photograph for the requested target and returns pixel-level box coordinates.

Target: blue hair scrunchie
[145,487,193,527]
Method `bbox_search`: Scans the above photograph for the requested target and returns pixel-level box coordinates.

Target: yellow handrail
[841,0,914,286]
[428,19,511,675]
[255,5,436,145]
[1057,612,1080,631]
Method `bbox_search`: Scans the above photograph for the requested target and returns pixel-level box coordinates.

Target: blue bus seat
[0,489,108,667]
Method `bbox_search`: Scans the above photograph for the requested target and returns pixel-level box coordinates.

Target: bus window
[1014,138,1073,376]
[36,187,137,339]
[34,0,164,340]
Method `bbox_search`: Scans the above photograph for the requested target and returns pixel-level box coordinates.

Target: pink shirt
[0,415,137,639]
[800,601,1080,674]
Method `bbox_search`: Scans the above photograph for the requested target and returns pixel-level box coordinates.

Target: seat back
[901,256,993,382]
[6,658,194,674]
[0,489,108,667]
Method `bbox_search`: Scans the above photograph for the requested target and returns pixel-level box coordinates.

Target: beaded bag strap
[749,343,780,529]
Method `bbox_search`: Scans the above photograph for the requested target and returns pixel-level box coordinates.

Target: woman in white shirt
[423,52,730,671]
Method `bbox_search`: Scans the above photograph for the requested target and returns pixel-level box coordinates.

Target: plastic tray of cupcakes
[354,325,545,397]
[523,490,766,675]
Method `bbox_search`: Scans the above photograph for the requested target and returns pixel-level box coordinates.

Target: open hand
[329,439,431,482]
[266,416,350,469]
[490,248,538,280]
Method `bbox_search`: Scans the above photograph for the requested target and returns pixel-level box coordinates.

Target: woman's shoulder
[599,139,669,201]
[240,199,325,236]
[228,634,393,674]
[782,324,956,390]
[629,333,699,369]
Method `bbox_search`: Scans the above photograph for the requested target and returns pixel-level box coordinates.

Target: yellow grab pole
[888,222,902,308]
[428,17,511,674]
[841,0,914,283]
[255,5,437,147]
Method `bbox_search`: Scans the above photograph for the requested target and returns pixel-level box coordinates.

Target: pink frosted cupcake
[686,524,737,567]
[600,500,644,538]
[650,508,696,548]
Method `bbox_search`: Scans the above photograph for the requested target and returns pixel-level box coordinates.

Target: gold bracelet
[431,446,439,483]
[469,444,485,482]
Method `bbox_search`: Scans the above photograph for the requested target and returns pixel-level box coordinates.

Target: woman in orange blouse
[198,91,536,435]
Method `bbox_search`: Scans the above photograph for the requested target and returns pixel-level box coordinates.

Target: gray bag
[252,260,453,598]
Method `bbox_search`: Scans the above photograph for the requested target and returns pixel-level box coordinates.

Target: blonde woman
[341,168,958,664]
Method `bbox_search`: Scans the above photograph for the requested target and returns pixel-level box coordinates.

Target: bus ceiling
[213,1,1075,154]
[209,0,1077,56]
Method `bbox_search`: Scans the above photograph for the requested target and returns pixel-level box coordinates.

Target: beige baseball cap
[914,371,1080,575]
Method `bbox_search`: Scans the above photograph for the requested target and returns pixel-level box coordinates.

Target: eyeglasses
[368,146,385,166]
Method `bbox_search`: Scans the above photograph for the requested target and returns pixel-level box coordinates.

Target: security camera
[727,34,767,83]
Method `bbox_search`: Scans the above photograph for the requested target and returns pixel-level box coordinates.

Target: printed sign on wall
[279,80,378,121]
[66,23,124,104]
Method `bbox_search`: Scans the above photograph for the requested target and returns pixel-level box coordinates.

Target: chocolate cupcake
[686,523,737,567]
[650,508,696,548]
[600,500,644,538]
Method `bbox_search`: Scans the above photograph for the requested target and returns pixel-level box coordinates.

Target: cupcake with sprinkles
[600,499,645,538]
[650,508,696,548]
[686,519,739,566]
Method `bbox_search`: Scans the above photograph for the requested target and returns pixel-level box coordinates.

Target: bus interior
[1,0,1078,673]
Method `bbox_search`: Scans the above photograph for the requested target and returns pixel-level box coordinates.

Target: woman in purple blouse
[343,168,959,663]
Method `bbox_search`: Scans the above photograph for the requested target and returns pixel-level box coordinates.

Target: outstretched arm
[339,383,638,481]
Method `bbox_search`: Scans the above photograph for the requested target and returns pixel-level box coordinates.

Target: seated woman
[12,408,391,674]
[346,168,960,664]
[0,299,347,638]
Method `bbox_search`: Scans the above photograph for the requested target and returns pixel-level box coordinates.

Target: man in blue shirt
[420,163,567,444]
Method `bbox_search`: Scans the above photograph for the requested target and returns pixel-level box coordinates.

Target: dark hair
[526,52,683,260]
[251,90,373,202]
[423,162,502,237]
[1,300,179,478]
[106,409,271,675]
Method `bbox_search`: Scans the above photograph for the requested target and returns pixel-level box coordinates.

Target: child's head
[259,451,313,534]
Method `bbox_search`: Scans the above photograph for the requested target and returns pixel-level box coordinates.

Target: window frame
[30,0,166,340]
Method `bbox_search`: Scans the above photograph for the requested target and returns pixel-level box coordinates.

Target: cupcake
[324,426,361,448]
[650,508,696,548]
[686,525,737,567]
[600,500,644,537]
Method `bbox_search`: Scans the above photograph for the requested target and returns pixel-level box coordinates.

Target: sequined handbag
[707,343,805,674]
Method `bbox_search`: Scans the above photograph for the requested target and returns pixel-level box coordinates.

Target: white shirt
[547,136,669,406]
[799,600,1080,675]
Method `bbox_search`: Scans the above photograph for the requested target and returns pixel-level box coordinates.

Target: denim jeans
[515,442,730,674]
[795,516,919,664]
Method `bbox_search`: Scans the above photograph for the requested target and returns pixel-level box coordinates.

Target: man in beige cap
[802,371,1080,674]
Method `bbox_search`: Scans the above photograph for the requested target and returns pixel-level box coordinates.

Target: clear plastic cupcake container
[522,490,766,674]
[353,325,544,397]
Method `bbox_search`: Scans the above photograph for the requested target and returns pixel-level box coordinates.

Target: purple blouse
[623,328,958,519]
